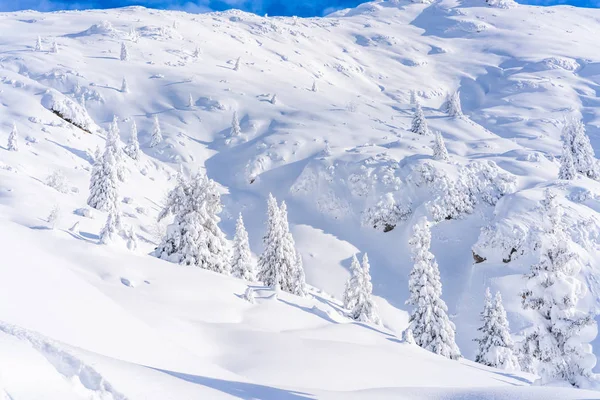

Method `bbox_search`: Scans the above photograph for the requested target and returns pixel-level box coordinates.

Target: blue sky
[0,0,597,17]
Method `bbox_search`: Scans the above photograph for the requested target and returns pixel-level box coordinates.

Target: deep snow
[1,0,600,398]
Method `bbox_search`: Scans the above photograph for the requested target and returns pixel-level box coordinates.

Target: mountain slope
[1,0,600,397]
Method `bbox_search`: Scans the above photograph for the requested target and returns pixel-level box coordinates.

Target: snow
[1,0,600,397]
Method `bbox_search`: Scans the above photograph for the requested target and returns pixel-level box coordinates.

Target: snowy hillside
[1,0,600,397]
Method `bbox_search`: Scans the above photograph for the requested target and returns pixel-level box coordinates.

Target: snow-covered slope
[1,0,600,397]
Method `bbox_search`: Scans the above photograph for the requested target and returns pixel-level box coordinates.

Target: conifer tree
[474,288,519,370]
[150,115,163,147]
[349,253,381,324]
[107,116,126,182]
[270,94,277,105]
[312,80,317,92]
[230,111,241,137]
[155,170,230,273]
[559,142,576,180]
[444,91,463,117]
[234,57,241,71]
[87,126,120,212]
[35,36,42,52]
[406,217,461,359]
[193,46,200,58]
[125,225,138,251]
[188,93,194,108]
[99,209,120,244]
[562,118,599,180]
[343,254,361,311]
[520,189,595,387]
[125,120,140,160]
[51,41,58,54]
[232,213,255,281]
[433,130,449,161]
[121,77,129,93]
[411,102,429,135]
[120,42,129,61]
[7,123,18,152]
[257,195,306,295]
[410,89,417,105]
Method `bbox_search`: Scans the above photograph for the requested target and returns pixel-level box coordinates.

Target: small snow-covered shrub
[569,188,593,203]
[74,207,93,218]
[46,170,69,193]
[135,206,147,215]
[362,193,412,232]
[45,92,99,133]
[47,206,61,229]
[122,197,134,204]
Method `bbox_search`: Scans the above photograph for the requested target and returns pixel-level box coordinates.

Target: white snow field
[1,0,600,398]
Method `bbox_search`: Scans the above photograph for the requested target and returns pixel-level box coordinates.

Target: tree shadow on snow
[150,368,316,399]
[462,362,531,386]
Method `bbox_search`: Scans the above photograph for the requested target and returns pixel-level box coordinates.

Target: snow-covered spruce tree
[193,46,200,58]
[311,80,317,92]
[99,209,120,244]
[257,195,306,295]
[234,57,241,71]
[443,91,463,118]
[350,253,381,325]
[125,120,140,161]
[150,116,163,147]
[562,118,599,180]
[433,130,449,161]
[406,217,461,359]
[125,225,138,251]
[257,194,282,289]
[232,213,255,281]
[559,142,577,180]
[410,89,418,105]
[87,128,120,212]
[343,254,361,311]
[155,170,230,273]
[411,102,429,135]
[120,42,129,61]
[279,201,307,296]
[121,77,129,93]
[51,41,58,54]
[230,111,241,137]
[107,116,126,182]
[7,123,18,152]
[474,288,519,370]
[270,94,277,105]
[188,93,194,108]
[520,189,595,387]
[35,36,42,52]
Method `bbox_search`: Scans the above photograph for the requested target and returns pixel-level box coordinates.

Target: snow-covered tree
[188,93,194,108]
[433,130,449,161]
[343,254,361,310]
[155,170,230,273]
[559,142,576,180]
[406,217,461,359]
[87,126,120,212]
[120,42,129,61]
[562,118,599,180]
[150,115,163,147]
[474,288,519,370]
[443,91,463,117]
[99,209,120,244]
[7,123,18,152]
[348,253,381,325]
[106,116,126,182]
[270,94,277,105]
[243,287,255,303]
[232,213,255,281]
[410,89,418,105]
[234,57,241,71]
[520,189,595,387]
[230,111,241,137]
[311,80,317,92]
[124,120,140,161]
[192,45,200,58]
[411,102,429,135]
[257,195,306,295]
[124,225,138,251]
[121,77,129,93]
[51,41,58,54]
[35,36,42,52]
